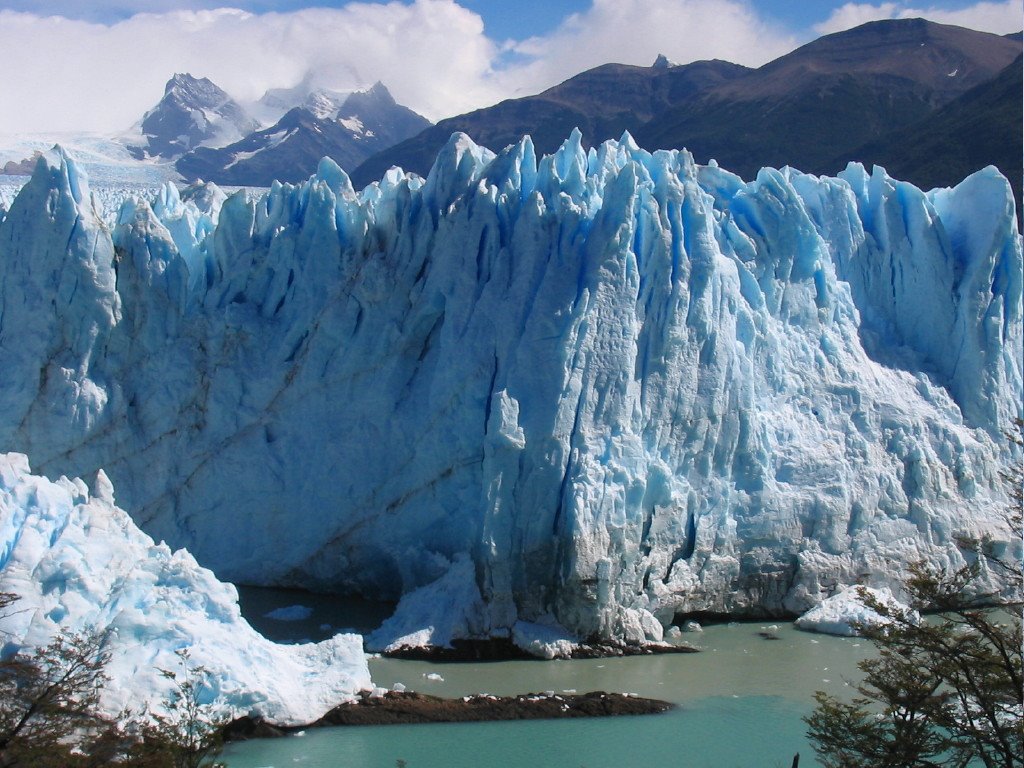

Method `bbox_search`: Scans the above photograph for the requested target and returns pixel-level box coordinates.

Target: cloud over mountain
[0,0,1018,135]
[815,0,1022,35]
[0,0,815,135]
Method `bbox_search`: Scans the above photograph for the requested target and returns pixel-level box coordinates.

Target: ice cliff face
[0,452,370,723]
[0,136,1020,645]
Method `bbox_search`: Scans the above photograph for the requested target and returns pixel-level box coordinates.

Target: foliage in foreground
[806,570,1022,767]
[0,593,227,768]
[806,424,1024,768]
[136,649,227,768]
[0,593,112,767]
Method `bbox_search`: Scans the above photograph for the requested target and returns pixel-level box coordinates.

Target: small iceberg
[264,605,314,622]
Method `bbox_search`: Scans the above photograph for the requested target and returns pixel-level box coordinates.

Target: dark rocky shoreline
[380,637,700,662]
[223,690,674,742]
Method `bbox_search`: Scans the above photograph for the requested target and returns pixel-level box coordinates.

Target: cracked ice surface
[0,135,1020,645]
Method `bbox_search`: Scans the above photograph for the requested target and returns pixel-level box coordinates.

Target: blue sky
[3,0,1019,39]
[0,0,1019,134]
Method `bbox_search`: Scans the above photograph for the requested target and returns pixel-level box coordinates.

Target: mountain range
[352,19,1022,213]
[635,18,1018,175]
[843,52,1022,202]
[176,81,430,186]
[2,18,1018,209]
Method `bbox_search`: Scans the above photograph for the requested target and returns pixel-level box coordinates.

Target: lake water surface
[226,593,873,768]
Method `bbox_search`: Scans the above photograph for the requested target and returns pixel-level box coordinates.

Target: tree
[0,627,112,768]
[806,424,1024,768]
[136,649,227,768]
[1,594,229,767]
[806,571,1022,767]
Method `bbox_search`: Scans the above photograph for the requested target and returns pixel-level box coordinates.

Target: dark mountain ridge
[637,18,1020,178]
[350,58,750,187]
[353,18,1021,201]
[841,53,1023,222]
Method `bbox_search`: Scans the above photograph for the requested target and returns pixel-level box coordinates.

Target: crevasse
[0,132,1020,646]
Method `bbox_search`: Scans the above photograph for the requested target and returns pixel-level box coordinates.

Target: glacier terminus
[0,131,1020,654]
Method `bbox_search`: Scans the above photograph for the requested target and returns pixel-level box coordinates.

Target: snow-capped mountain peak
[164,71,226,103]
[130,73,259,160]
[306,89,348,119]
[176,81,430,186]
[255,73,351,123]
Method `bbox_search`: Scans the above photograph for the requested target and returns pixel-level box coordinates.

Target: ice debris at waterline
[0,452,371,723]
[794,586,920,637]
[0,136,1020,649]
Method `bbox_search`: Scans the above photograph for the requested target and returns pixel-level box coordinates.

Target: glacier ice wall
[0,137,1020,644]
[0,452,370,723]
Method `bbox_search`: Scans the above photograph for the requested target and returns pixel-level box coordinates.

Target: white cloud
[0,1,501,134]
[505,0,798,90]
[0,0,807,137]
[814,0,1023,36]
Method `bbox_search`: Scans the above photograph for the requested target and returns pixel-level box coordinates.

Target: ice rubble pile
[0,137,1020,648]
[0,452,370,722]
[794,585,919,636]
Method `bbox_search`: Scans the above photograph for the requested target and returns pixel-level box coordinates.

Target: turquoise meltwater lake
[223,600,874,768]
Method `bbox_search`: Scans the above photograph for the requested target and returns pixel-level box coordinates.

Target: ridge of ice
[0,452,371,724]
[0,138,1020,646]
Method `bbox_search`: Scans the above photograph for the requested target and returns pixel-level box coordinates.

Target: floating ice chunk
[264,605,314,622]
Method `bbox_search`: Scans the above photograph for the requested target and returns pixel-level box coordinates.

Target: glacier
[0,136,1020,649]
[0,452,370,723]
